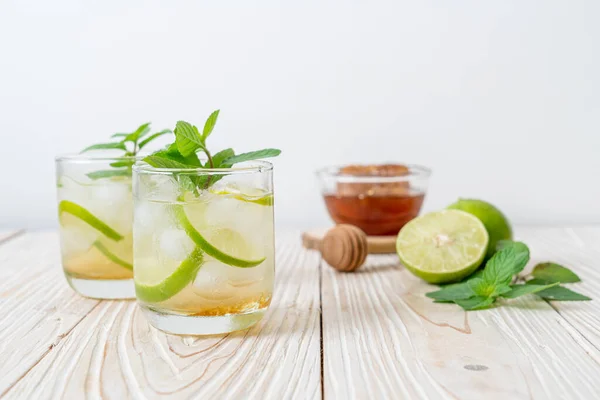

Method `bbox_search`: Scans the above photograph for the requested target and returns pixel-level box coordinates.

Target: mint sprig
[426,242,591,310]
[81,123,172,180]
[142,110,281,191]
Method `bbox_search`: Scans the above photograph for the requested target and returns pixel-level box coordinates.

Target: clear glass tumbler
[56,155,137,299]
[132,161,275,335]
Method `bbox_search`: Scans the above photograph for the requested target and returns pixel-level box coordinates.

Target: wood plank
[518,227,600,352]
[321,227,600,400]
[0,232,99,396]
[4,233,322,399]
[0,230,24,245]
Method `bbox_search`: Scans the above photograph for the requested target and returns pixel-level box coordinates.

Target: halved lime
[396,210,489,284]
[58,200,123,241]
[447,198,512,259]
[135,247,204,302]
[172,204,266,268]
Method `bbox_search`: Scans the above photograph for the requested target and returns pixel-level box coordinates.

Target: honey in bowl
[318,164,430,236]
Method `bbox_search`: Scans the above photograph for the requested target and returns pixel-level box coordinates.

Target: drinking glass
[132,161,275,335]
[56,155,137,299]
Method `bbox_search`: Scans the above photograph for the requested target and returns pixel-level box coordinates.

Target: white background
[0,0,598,230]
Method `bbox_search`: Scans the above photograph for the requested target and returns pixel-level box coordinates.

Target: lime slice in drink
[210,188,274,206]
[135,247,204,303]
[93,241,132,270]
[396,210,489,284]
[172,203,266,268]
[58,200,123,241]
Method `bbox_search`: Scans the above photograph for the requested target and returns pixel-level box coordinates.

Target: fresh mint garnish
[81,122,172,180]
[533,285,591,301]
[501,282,559,299]
[481,241,529,287]
[425,281,474,302]
[142,110,281,191]
[530,262,581,284]
[426,241,591,310]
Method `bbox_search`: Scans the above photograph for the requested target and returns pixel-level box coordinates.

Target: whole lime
[447,199,512,259]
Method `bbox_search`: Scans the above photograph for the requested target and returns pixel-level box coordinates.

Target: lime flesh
[135,247,204,302]
[396,210,489,284]
[172,202,266,268]
[447,199,512,259]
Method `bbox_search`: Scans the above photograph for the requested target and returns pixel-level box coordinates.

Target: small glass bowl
[316,164,431,236]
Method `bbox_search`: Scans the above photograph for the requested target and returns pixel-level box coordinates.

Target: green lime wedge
[93,241,132,270]
[135,247,204,302]
[172,204,266,268]
[58,200,123,241]
[210,189,274,206]
[396,210,489,284]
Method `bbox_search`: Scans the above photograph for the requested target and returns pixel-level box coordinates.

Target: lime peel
[135,247,204,302]
[172,204,265,268]
[211,190,273,206]
[58,200,123,241]
[93,241,132,270]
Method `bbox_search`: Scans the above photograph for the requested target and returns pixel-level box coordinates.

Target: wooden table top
[0,227,598,399]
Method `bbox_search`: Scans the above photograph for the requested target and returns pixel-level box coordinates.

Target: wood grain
[0,230,23,245]
[519,227,600,352]
[0,232,99,397]
[321,227,600,400]
[302,229,396,254]
[4,233,322,400]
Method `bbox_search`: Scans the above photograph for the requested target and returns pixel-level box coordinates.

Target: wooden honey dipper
[320,224,369,272]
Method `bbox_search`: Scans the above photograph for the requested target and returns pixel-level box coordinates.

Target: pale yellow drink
[133,161,275,335]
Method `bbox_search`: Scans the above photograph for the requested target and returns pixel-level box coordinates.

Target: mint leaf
[455,296,495,310]
[110,160,135,168]
[501,282,559,299]
[426,282,474,302]
[111,133,128,138]
[536,286,591,301]
[482,241,530,286]
[175,121,204,157]
[86,169,131,180]
[212,148,235,167]
[468,278,511,298]
[158,143,201,166]
[139,129,172,149]
[143,155,197,169]
[223,148,281,165]
[81,142,126,153]
[201,110,220,141]
[531,263,581,284]
[124,122,151,143]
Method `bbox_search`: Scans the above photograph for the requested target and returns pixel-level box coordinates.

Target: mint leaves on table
[525,262,591,301]
[81,122,172,179]
[142,109,281,192]
[426,242,590,310]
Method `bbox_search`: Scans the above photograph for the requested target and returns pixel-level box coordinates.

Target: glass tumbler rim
[133,160,274,176]
[55,153,144,163]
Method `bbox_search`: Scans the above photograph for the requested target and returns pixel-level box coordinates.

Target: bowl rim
[315,163,431,183]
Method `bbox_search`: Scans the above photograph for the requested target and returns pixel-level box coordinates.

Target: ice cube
[192,259,236,300]
[158,229,195,261]
[59,223,98,258]
[89,182,133,234]
[139,174,180,202]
